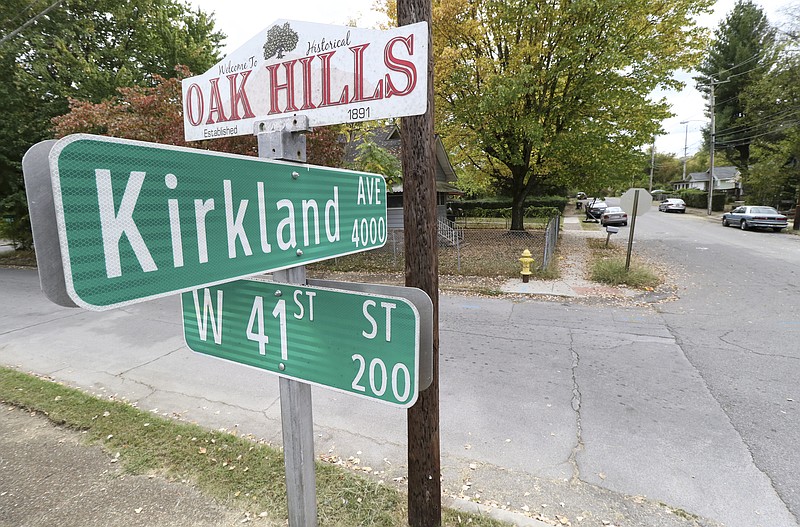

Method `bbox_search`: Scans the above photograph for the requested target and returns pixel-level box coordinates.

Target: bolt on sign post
[38,134,386,310]
[397,0,440,525]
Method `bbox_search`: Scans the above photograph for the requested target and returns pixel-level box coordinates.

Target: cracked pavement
[0,262,794,527]
[1,207,799,527]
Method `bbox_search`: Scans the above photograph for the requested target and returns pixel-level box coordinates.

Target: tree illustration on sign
[263,22,299,60]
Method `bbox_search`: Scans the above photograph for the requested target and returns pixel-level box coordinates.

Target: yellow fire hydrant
[519,249,535,283]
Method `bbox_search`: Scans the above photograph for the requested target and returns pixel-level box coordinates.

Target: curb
[444,496,554,527]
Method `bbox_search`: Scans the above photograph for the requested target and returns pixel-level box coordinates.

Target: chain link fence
[313,213,560,278]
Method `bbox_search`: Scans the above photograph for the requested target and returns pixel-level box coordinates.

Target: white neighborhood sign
[182,20,428,141]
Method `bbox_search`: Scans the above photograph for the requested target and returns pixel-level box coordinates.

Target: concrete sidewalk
[500,217,640,300]
[0,405,264,527]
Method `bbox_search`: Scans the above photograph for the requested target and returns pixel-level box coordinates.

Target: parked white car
[658,198,686,213]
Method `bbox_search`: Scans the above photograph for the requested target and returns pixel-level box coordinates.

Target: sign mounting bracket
[254,116,310,163]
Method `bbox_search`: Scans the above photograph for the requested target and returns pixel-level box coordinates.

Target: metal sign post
[256,116,317,527]
[619,187,652,271]
[625,190,639,271]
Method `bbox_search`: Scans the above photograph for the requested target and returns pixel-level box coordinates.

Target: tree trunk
[510,193,526,231]
[510,167,531,231]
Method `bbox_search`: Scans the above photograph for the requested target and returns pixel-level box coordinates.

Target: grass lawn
[0,367,511,527]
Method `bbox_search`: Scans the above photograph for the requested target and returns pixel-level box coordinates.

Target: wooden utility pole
[708,82,716,216]
[397,0,440,525]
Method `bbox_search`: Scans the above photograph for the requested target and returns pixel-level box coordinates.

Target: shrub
[590,257,660,289]
[676,189,725,211]
[450,195,567,215]
[0,191,33,250]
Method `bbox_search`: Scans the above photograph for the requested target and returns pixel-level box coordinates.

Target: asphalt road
[1,209,798,526]
[631,205,800,524]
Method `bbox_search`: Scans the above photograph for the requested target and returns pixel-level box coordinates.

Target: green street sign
[48,134,387,310]
[182,279,422,408]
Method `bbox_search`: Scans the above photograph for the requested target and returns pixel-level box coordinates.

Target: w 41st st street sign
[182,279,429,408]
[37,134,386,310]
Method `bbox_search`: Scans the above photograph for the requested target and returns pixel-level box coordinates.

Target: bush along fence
[311,210,561,278]
[674,189,726,211]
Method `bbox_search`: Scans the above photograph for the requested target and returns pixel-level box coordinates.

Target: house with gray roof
[671,166,741,197]
[344,124,462,229]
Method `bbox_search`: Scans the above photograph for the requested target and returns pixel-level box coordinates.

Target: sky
[190,0,796,159]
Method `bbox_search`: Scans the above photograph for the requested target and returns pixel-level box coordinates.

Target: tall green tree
[696,0,776,173]
[432,0,713,229]
[6,0,222,108]
[737,8,800,212]
[0,0,224,247]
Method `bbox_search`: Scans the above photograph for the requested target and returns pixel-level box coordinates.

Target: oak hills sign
[182,20,429,141]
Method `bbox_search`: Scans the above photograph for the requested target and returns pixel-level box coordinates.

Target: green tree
[737,10,800,212]
[432,0,713,230]
[652,153,683,190]
[696,0,776,173]
[0,0,224,247]
[349,131,403,187]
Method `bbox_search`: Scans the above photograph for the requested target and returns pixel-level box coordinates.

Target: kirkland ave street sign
[46,134,387,310]
[181,20,428,141]
[182,279,426,408]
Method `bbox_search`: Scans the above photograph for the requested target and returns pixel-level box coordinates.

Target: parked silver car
[658,198,686,213]
[722,206,788,232]
[600,206,628,226]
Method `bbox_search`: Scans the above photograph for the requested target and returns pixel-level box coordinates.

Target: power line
[714,94,740,107]
[715,119,800,146]
[0,0,64,46]
[716,108,800,137]
[712,51,762,75]
[2,0,43,28]
[723,60,773,80]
